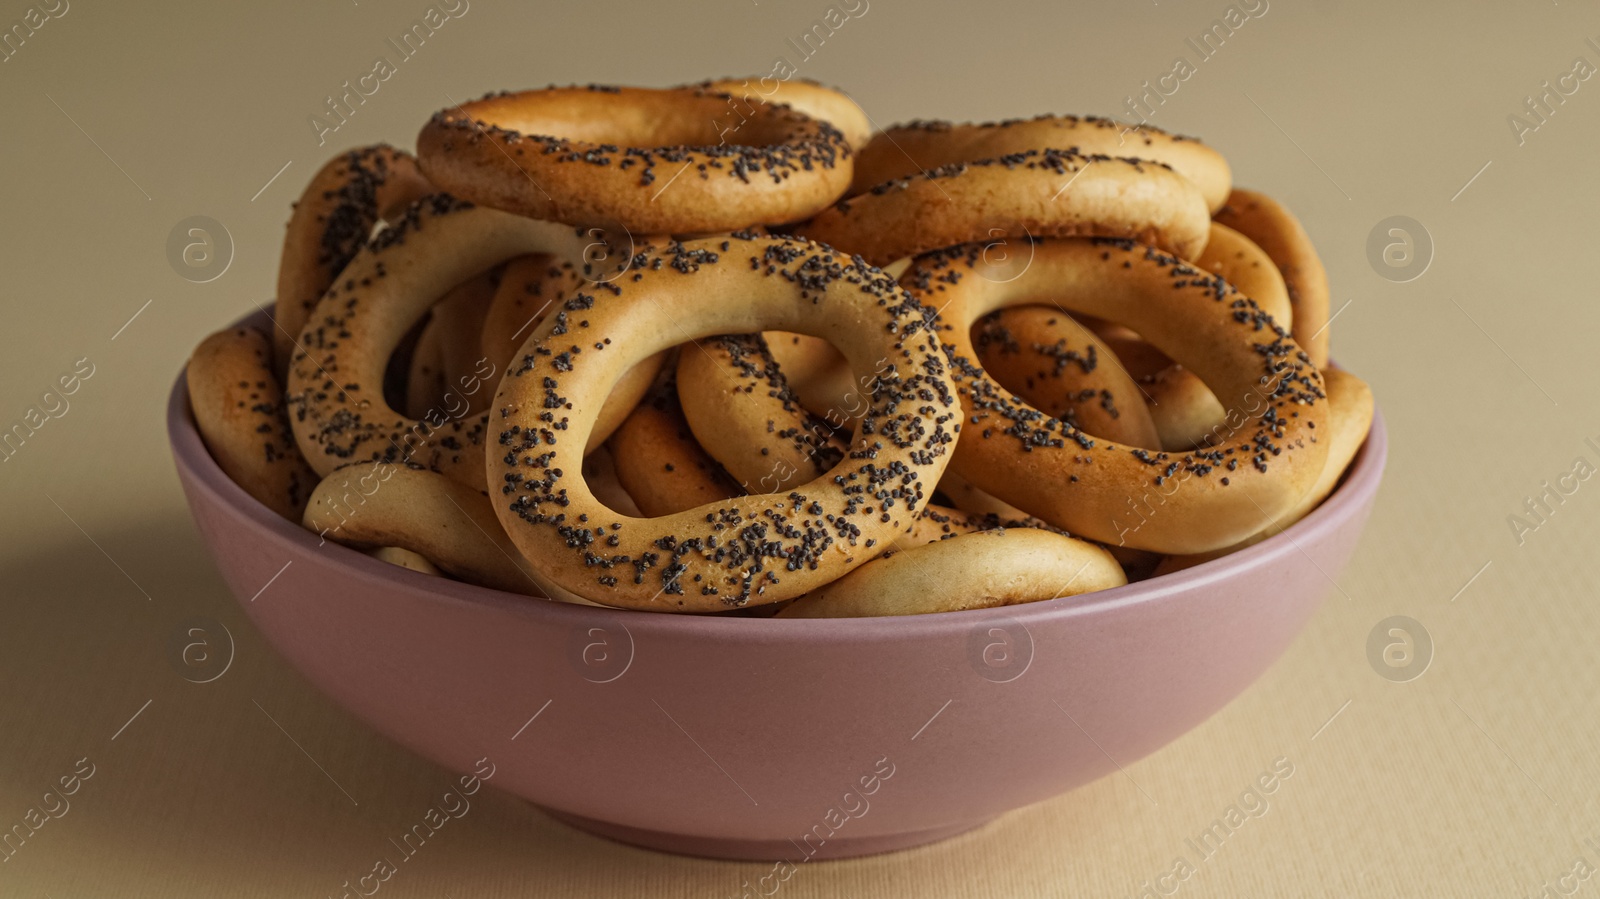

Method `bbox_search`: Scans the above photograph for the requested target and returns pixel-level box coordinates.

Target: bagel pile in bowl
[186,78,1372,617]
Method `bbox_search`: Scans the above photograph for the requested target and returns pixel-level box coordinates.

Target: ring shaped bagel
[1215,188,1330,367]
[488,235,961,611]
[286,198,659,491]
[275,145,434,375]
[416,86,853,233]
[972,307,1161,449]
[695,77,873,151]
[850,116,1232,212]
[188,325,319,521]
[797,149,1210,266]
[999,222,1291,451]
[778,528,1126,618]
[1155,368,1373,574]
[904,237,1330,554]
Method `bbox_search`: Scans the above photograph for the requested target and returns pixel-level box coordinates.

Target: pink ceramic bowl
[168,312,1386,861]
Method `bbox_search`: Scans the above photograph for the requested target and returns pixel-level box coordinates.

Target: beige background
[3,0,1597,895]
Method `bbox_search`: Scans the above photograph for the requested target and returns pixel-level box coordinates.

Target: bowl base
[540,807,991,861]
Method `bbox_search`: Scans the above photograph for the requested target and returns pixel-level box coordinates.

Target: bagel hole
[969,307,1165,451]
[477,92,801,153]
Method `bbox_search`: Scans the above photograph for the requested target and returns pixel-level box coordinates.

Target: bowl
[168,310,1386,861]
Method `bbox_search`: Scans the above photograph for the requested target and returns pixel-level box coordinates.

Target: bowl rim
[168,311,1387,639]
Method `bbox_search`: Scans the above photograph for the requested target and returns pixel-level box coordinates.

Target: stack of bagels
[186,78,1372,617]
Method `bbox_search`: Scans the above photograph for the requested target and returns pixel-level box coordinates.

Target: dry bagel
[187,325,318,521]
[1214,188,1330,367]
[1156,368,1373,573]
[285,198,657,490]
[850,115,1231,211]
[274,145,434,375]
[904,236,1330,554]
[488,234,961,611]
[417,86,853,233]
[778,528,1126,618]
[694,76,872,151]
[799,149,1211,266]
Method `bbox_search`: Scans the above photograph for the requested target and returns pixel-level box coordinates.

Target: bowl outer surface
[170,309,1386,849]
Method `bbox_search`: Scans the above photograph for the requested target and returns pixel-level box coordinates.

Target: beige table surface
[3,0,1597,895]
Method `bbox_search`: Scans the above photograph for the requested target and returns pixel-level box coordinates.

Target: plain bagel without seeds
[778,528,1127,618]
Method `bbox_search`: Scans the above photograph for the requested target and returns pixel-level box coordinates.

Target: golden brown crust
[403,313,447,422]
[405,269,500,419]
[416,86,854,233]
[481,252,660,453]
[274,145,434,375]
[972,307,1161,449]
[607,377,743,517]
[763,331,861,426]
[187,325,318,521]
[284,199,657,490]
[904,237,1329,554]
[1194,221,1290,327]
[1155,368,1372,573]
[935,469,1032,519]
[481,254,581,376]
[367,545,443,576]
[695,77,872,151]
[581,446,645,518]
[676,333,845,493]
[778,528,1127,618]
[489,234,961,611]
[303,462,589,601]
[1141,364,1226,452]
[673,333,1041,553]
[189,80,1362,617]
[1214,188,1330,367]
[1080,222,1292,451]
[850,115,1232,211]
[798,149,1211,266]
